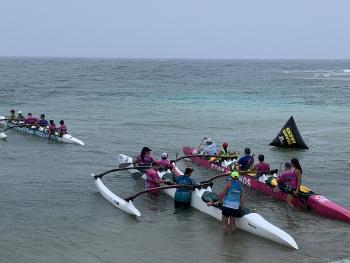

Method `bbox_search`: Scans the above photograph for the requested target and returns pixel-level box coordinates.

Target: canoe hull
[183,146,350,223]
[117,154,298,250]
[1,118,84,146]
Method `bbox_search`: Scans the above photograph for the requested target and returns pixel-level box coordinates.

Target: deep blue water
[0,58,349,263]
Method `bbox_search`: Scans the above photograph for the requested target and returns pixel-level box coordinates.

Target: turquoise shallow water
[0,58,350,262]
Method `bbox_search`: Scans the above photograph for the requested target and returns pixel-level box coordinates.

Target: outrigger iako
[91,153,298,250]
[183,146,350,223]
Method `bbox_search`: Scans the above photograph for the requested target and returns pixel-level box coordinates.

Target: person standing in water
[134,147,156,166]
[145,162,165,193]
[173,168,195,208]
[207,171,244,234]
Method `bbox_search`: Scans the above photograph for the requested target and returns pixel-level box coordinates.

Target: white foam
[343,69,350,73]
[328,259,350,263]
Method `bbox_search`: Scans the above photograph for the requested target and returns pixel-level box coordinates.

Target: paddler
[37,114,48,128]
[173,167,195,208]
[156,152,173,171]
[202,138,218,162]
[238,147,254,171]
[17,111,25,121]
[134,147,156,166]
[218,142,237,163]
[251,154,270,176]
[275,162,297,207]
[8,109,17,122]
[24,113,38,126]
[207,171,244,234]
[58,120,67,136]
[145,162,165,193]
[48,120,56,140]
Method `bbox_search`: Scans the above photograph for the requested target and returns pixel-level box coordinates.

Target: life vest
[220,148,230,157]
[223,180,242,209]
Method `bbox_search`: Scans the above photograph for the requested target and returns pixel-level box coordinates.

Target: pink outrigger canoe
[183,146,350,223]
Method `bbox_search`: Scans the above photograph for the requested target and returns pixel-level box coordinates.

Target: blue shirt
[38,119,48,127]
[174,175,195,203]
[238,155,254,171]
[223,179,242,209]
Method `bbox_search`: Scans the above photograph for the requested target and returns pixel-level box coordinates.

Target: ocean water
[0,58,349,263]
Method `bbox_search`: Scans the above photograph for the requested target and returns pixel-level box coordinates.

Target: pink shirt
[253,162,270,173]
[157,159,170,169]
[25,117,38,125]
[278,169,297,189]
[146,169,160,189]
[136,154,155,166]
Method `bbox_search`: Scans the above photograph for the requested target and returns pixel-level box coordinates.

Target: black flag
[270,116,309,149]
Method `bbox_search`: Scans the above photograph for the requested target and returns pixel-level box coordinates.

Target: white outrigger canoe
[91,153,298,250]
[0,116,84,146]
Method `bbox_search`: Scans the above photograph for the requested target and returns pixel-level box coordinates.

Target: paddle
[124,182,213,201]
[196,137,207,153]
[93,166,151,179]
[200,172,231,184]
[170,154,238,163]
[0,124,27,132]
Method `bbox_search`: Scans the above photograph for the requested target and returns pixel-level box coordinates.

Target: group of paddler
[131,138,303,234]
[4,109,68,139]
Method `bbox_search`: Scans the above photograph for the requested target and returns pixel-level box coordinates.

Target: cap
[206,138,213,144]
[161,152,168,158]
[143,147,152,152]
[230,171,239,179]
[285,162,292,169]
[18,111,22,114]
[223,142,228,148]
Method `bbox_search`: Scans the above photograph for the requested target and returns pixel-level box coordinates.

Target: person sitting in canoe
[134,147,156,166]
[251,154,270,176]
[174,167,195,208]
[207,171,244,234]
[58,120,67,137]
[8,109,17,122]
[145,162,166,193]
[24,113,38,126]
[201,138,218,161]
[37,114,48,128]
[238,147,254,171]
[218,142,238,163]
[48,120,57,140]
[17,111,25,122]
[291,158,302,194]
[156,152,172,171]
[276,162,298,207]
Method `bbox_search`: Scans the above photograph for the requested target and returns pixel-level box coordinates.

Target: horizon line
[1,55,350,61]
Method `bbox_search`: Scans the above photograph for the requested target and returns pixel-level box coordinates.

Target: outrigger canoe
[91,154,298,249]
[0,116,84,146]
[183,146,350,223]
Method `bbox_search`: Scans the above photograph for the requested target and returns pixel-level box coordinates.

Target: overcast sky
[0,0,349,59]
